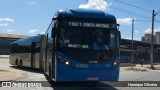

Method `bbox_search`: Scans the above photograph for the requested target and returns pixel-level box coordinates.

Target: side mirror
[117,24,120,30]
[118,31,121,41]
[51,27,57,38]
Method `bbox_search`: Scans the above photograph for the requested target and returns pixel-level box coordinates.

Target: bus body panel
[10,53,31,67]
[56,51,115,69]
[56,62,119,81]
[34,53,40,68]
[54,52,120,81]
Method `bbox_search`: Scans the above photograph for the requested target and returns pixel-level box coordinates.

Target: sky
[0,0,160,41]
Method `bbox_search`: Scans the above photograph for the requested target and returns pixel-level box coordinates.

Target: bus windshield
[59,28,117,50]
[58,28,118,62]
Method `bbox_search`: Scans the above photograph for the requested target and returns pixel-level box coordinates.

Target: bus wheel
[15,59,18,66]
[20,60,23,68]
[49,65,52,78]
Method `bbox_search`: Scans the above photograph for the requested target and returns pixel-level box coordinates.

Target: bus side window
[31,42,36,53]
[51,27,57,38]
[51,20,58,38]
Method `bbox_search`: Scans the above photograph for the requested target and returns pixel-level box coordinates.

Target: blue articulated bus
[44,8,121,81]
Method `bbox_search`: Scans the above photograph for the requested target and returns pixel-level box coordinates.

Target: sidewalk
[0,55,9,59]
[120,63,160,72]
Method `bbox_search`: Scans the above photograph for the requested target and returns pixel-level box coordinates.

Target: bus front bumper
[55,63,119,82]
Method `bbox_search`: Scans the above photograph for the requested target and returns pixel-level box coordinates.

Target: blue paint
[55,8,116,21]
[56,52,119,81]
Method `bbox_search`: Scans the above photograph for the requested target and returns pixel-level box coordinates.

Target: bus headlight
[113,58,120,66]
[65,61,70,65]
[58,56,71,66]
[114,62,118,66]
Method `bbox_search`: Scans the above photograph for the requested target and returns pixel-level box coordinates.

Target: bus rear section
[9,35,45,70]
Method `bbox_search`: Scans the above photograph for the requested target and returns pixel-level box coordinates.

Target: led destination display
[61,21,116,29]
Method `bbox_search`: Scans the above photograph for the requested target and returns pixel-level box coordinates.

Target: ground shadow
[9,65,118,90]
[10,66,43,74]
[44,74,118,90]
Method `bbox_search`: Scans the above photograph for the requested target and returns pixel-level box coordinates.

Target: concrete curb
[0,55,9,59]
[120,63,136,67]
[120,64,159,72]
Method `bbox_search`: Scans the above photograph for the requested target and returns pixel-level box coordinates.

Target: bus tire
[49,64,52,78]
[15,59,18,66]
[20,60,23,68]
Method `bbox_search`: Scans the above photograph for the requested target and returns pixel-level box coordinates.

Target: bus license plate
[87,77,98,80]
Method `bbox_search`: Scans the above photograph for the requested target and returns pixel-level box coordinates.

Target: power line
[114,0,152,12]
[110,0,160,24]
[155,19,160,24]
[135,20,152,22]
[155,10,160,18]
[111,6,151,19]
[115,0,160,17]
[155,10,160,16]
[135,20,160,23]
[111,6,160,24]
[154,10,160,24]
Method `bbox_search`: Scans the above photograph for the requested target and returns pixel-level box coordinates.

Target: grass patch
[125,67,147,72]
[0,69,10,72]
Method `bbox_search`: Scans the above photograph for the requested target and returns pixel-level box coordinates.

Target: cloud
[6,29,15,32]
[0,18,14,27]
[0,18,14,22]
[27,1,36,5]
[0,23,8,27]
[40,32,45,34]
[31,1,36,4]
[117,18,133,25]
[79,0,111,11]
[155,27,160,32]
[144,28,151,34]
[144,27,160,34]
[29,29,39,34]
[135,30,140,34]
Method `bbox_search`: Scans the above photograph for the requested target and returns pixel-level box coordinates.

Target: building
[155,32,160,44]
[121,38,160,63]
[141,33,152,42]
[0,33,27,55]
[141,33,156,43]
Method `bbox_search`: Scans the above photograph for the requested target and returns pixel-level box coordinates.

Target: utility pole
[131,19,134,68]
[150,10,160,69]
[150,10,155,69]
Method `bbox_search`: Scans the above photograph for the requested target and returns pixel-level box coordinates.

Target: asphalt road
[1,58,160,90]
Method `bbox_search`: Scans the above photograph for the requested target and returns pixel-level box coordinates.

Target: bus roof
[54,8,116,21]
[11,34,42,45]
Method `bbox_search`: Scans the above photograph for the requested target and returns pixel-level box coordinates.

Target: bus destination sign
[62,21,116,29]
